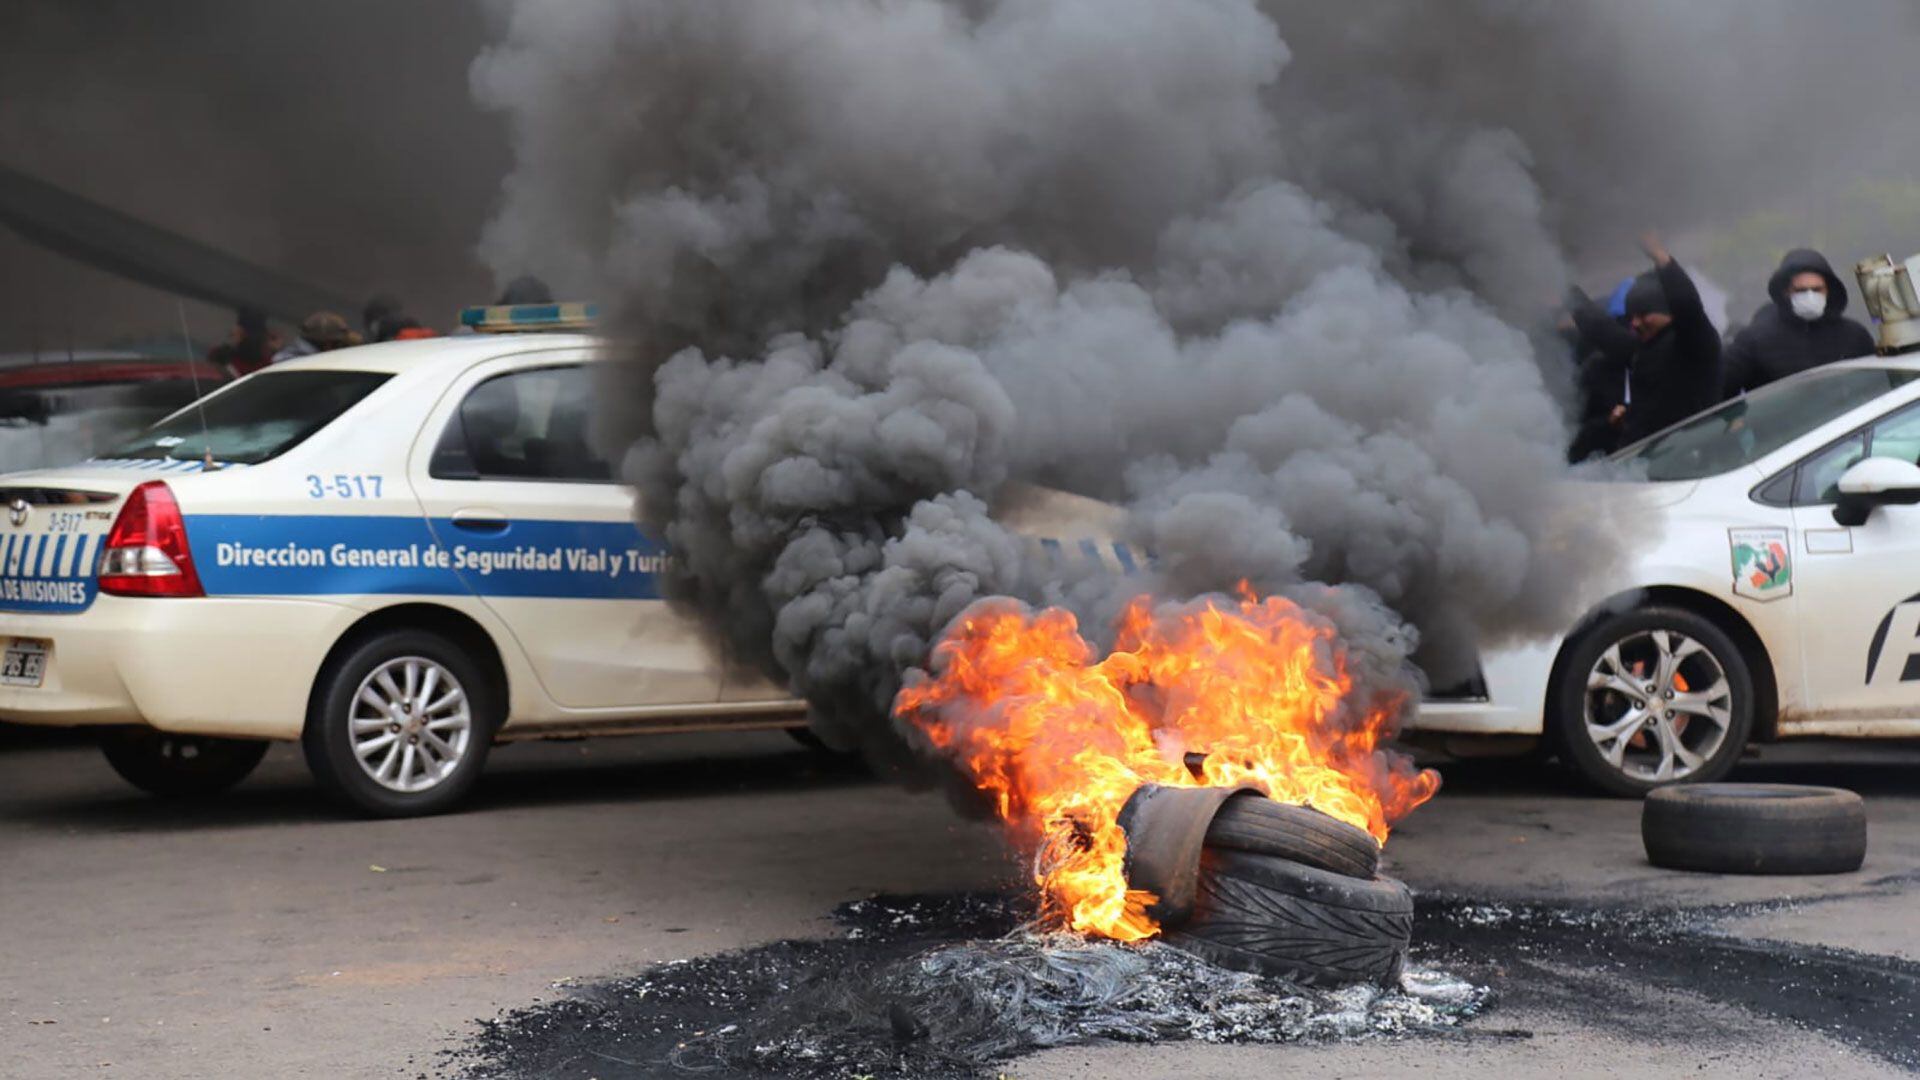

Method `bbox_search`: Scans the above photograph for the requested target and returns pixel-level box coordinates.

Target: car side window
[1867,404,1920,466]
[430,365,613,483]
[1793,434,1866,506]
[1779,401,1920,507]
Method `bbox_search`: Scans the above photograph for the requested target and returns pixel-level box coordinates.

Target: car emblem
[6,499,27,528]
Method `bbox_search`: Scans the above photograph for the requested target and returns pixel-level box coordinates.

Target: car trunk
[0,467,153,615]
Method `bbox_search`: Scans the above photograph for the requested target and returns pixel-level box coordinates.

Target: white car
[1417,357,1920,794]
[0,307,1132,816]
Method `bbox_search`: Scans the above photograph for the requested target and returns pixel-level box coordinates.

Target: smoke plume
[471,0,1920,767]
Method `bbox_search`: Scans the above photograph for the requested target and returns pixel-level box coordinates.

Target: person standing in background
[272,311,360,364]
[1722,248,1877,397]
[206,305,279,377]
[1617,231,1722,446]
[1562,284,1636,462]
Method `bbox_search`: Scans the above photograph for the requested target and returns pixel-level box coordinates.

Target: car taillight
[97,481,205,598]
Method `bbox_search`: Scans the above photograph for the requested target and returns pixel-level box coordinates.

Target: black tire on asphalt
[1201,792,1381,880]
[787,726,859,758]
[1164,848,1412,987]
[1549,605,1755,798]
[1642,783,1866,875]
[302,629,499,818]
[98,728,269,797]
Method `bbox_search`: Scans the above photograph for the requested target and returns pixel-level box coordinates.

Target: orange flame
[895,588,1441,942]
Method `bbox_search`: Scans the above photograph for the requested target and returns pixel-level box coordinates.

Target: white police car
[0,304,1131,816]
[1418,356,1920,795]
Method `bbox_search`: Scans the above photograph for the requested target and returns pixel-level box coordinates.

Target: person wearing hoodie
[1616,231,1723,446]
[1562,282,1637,462]
[1722,248,1877,397]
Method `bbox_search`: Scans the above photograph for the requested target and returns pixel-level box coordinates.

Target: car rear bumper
[0,596,361,739]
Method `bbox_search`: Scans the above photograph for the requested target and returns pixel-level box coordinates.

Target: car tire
[1164,849,1412,987]
[1550,606,1755,798]
[99,728,268,797]
[787,726,859,759]
[1642,783,1866,875]
[303,629,499,818]
[1201,792,1382,880]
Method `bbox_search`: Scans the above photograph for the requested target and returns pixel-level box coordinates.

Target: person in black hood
[1616,231,1723,446]
[1722,248,1876,397]
[1562,284,1636,462]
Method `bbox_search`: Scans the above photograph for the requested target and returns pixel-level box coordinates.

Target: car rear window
[107,370,392,465]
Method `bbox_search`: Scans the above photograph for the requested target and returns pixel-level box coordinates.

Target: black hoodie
[1617,258,1723,447]
[1722,248,1877,397]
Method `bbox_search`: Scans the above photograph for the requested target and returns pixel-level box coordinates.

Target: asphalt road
[3,728,1917,1079]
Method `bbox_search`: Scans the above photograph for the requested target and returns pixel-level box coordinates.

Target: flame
[894,587,1440,942]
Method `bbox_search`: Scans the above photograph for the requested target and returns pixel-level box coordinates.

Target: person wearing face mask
[1615,231,1723,447]
[1722,248,1877,397]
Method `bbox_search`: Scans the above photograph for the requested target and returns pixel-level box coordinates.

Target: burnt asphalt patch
[443,883,1920,1080]
[446,892,1486,1080]
[1418,891,1920,1072]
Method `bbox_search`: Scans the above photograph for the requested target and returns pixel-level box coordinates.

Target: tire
[787,727,859,758]
[1642,783,1866,875]
[1164,849,1412,987]
[1549,606,1755,798]
[1202,792,1381,880]
[303,629,499,817]
[99,728,268,797]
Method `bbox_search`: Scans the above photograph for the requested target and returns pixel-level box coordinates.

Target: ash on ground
[451,892,1487,1080]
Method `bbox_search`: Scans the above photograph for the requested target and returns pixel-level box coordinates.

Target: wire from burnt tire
[1163,848,1412,987]
[1201,791,1381,880]
[1641,783,1867,875]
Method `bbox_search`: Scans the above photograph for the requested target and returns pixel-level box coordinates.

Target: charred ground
[445,885,1920,1079]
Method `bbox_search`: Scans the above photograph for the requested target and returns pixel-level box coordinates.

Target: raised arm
[1640,231,1719,365]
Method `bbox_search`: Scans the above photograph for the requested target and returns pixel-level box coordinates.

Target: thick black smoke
[471,0,1919,762]
[0,1,507,350]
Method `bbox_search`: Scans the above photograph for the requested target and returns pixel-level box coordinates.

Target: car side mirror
[1833,457,1920,526]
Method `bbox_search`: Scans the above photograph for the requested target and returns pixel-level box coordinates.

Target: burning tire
[1202,791,1381,880]
[1642,783,1866,875]
[1550,606,1755,797]
[98,728,268,797]
[1165,848,1412,987]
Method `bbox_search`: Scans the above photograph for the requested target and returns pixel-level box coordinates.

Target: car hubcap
[1583,629,1732,783]
[349,657,472,794]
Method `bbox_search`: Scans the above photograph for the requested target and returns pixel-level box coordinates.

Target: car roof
[274,333,605,375]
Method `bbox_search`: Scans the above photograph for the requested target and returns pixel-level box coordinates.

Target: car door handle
[450,510,510,534]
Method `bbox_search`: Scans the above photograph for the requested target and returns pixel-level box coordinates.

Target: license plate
[2,638,48,688]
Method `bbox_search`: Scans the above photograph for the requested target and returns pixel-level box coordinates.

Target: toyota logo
[7,499,28,528]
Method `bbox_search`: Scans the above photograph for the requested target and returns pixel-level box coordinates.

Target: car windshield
[1614,367,1920,482]
[107,369,392,465]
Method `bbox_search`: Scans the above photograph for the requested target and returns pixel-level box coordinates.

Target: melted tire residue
[450,892,1486,1079]
[1416,898,1920,1071]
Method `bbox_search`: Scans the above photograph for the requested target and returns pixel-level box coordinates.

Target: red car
[0,351,229,473]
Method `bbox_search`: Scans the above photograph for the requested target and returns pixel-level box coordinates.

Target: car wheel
[303,629,498,817]
[1550,606,1755,798]
[1642,783,1866,875]
[99,728,268,797]
[1164,849,1412,987]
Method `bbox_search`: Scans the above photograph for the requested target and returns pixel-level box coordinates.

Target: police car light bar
[459,302,600,333]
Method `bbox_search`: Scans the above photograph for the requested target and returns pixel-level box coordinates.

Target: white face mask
[1790,288,1827,322]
